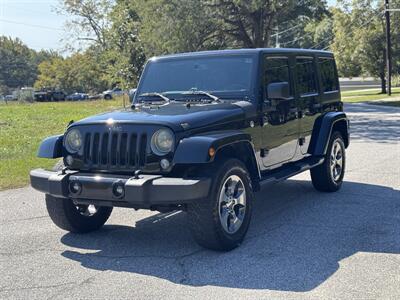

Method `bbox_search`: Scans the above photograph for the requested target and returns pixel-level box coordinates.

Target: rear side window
[319,57,339,92]
[296,57,317,95]
[264,57,292,96]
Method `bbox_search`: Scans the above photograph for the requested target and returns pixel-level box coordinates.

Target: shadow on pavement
[60,179,400,291]
[344,103,400,144]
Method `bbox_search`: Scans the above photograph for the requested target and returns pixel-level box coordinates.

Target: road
[339,77,381,91]
[1,103,399,299]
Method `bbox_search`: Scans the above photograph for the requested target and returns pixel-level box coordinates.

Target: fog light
[160,159,170,170]
[69,181,82,195]
[112,182,125,198]
[65,155,74,166]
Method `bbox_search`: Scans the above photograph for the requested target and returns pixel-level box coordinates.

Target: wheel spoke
[234,205,246,220]
[225,178,235,196]
[220,206,230,232]
[235,188,245,205]
[229,215,241,232]
[336,157,343,168]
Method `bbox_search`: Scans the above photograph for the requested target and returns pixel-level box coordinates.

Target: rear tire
[187,158,253,251]
[46,195,113,233]
[311,131,346,192]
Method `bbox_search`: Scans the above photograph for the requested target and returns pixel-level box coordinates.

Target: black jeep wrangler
[30,49,349,251]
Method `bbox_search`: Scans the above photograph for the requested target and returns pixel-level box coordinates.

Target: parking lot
[0,103,399,299]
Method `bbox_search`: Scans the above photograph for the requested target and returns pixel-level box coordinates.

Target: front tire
[46,160,112,233]
[311,131,346,192]
[187,158,253,251]
[46,195,113,233]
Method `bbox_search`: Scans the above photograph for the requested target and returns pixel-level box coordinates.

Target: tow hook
[134,170,141,179]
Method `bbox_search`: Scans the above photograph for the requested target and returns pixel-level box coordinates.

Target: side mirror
[267,82,290,100]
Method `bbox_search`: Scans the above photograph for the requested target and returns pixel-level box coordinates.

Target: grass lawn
[341,87,400,102]
[0,98,125,190]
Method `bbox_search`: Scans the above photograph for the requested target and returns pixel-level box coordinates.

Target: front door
[261,55,299,169]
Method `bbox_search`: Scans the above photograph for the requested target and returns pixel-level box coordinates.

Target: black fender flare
[309,112,350,156]
[37,135,63,158]
[173,130,256,164]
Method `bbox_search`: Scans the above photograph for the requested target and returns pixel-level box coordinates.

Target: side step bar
[259,156,324,187]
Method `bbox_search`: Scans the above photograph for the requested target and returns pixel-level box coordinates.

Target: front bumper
[30,169,211,208]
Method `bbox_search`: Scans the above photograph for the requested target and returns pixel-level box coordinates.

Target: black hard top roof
[152,48,334,60]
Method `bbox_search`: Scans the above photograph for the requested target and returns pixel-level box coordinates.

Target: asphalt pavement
[1,103,399,299]
[339,77,381,91]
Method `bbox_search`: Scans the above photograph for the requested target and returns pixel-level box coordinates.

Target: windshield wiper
[137,93,171,103]
[180,90,220,103]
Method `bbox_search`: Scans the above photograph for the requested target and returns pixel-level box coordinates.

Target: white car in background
[102,87,125,100]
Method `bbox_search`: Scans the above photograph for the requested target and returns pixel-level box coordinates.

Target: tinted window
[296,57,317,95]
[264,57,292,97]
[138,55,255,95]
[319,58,339,92]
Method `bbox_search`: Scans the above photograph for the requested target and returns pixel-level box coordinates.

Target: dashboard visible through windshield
[136,55,256,101]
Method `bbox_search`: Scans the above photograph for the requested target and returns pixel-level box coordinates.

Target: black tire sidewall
[46,160,112,233]
[46,195,112,233]
[62,198,112,232]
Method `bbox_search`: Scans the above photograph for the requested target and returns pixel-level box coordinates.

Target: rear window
[296,57,317,95]
[319,57,339,92]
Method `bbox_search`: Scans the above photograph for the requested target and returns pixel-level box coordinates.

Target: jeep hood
[71,101,249,132]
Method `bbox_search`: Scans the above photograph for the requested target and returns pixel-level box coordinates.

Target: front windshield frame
[134,53,259,103]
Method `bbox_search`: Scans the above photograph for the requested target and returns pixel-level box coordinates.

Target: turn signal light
[209,147,216,158]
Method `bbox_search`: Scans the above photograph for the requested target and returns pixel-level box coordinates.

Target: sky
[0,0,68,52]
[0,0,337,53]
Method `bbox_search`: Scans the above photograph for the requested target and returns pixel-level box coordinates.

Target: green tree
[134,0,225,55]
[331,7,362,78]
[207,0,328,48]
[59,0,113,50]
[331,0,400,93]
[103,0,146,88]
[34,52,108,93]
[0,37,37,92]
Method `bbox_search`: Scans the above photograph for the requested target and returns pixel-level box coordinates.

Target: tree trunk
[380,73,387,94]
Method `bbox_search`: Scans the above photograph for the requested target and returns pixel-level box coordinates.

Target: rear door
[261,55,299,168]
[295,56,320,155]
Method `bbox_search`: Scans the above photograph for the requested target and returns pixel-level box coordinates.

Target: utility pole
[275,26,280,48]
[385,0,392,96]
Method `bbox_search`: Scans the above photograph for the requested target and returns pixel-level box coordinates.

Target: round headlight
[151,128,174,155]
[65,129,82,153]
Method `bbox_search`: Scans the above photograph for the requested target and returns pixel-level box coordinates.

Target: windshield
[136,55,256,101]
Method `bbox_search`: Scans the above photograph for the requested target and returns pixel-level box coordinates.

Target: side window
[319,57,339,92]
[296,57,317,95]
[264,57,292,97]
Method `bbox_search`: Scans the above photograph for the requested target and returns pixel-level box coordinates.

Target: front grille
[82,131,147,171]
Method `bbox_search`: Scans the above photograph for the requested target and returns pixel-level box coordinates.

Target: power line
[0,18,65,31]
[280,36,306,46]
[310,10,384,50]
[271,23,303,37]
